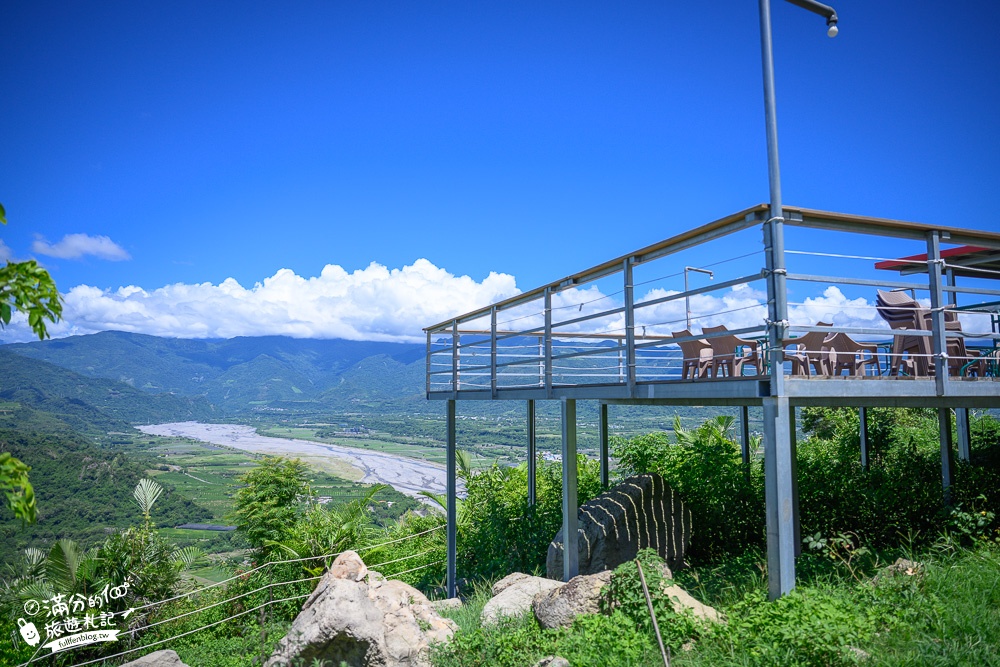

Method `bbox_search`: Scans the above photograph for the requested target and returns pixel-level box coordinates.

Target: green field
[119,432,422,563]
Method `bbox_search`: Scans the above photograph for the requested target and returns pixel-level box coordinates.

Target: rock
[873,558,924,584]
[547,474,691,579]
[533,570,612,629]
[481,574,564,625]
[330,549,369,581]
[491,572,534,596]
[265,551,457,667]
[532,657,571,667]
[662,584,721,623]
[429,597,463,612]
[120,650,190,667]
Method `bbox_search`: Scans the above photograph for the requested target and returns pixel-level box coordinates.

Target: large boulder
[120,651,190,667]
[547,473,691,579]
[533,570,612,629]
[265,551,457,667]
[480,574,564,625]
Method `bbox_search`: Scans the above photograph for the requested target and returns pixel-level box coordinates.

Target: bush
[601,549,706,652]
[612,410,1000,560]
[612,416,763,560]
[459,455,603,582]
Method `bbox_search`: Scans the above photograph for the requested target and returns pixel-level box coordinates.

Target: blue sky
[2,1,998,342]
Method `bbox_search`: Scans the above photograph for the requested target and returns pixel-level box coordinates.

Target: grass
[431,540,1000,667]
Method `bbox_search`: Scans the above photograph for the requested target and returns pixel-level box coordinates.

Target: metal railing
[425,205,1000,398]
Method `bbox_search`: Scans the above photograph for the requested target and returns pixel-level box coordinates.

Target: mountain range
[4,331,427,415]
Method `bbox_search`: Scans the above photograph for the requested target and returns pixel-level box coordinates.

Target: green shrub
[458,454,602,582]
[612,416,764,559]
[601,549,706,652]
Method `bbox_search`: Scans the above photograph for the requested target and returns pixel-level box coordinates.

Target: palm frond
[133,478,164,517]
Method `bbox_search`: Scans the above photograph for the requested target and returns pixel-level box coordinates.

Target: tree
[0,202,64,522]
[0,452,36,523]
[230,456,312,556]
[0,203,63,340]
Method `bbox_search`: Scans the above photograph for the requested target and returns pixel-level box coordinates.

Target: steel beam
[527,399,537,506]
[956,408,971,462]
[561,398,579,582]
[763,396,798,599]
[859,407,870,469]
[599,403,610,488]
[939,407,955,505]
[624,259,637,398]
[740,405,751,467]
[446,400,457,598]
[926,232,948,395]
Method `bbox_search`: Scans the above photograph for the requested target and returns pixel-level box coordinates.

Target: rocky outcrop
[547,474,691,579]
[480,573,564,625]
[265,551,457,667]
[532,570,612,629]
[121,651,190,667]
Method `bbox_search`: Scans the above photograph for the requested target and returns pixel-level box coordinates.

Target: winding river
[136,422,466,500]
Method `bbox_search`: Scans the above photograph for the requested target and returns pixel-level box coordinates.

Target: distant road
[137,422,466,500]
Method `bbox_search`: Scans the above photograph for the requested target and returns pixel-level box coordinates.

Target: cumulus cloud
[32,233,131,260]
[0,259,519,343]
[0,239,12,263]
[3,257,990,346]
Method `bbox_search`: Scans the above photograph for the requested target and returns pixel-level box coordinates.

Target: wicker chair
[702,325,761,377]
[783,323,833,377]
[876,289,979,376]
[822,332,881,377]
[671,329,713,379]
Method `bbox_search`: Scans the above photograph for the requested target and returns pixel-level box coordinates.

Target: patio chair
[671,329,713,380]
[822,332,881,377]
[876,290,980,377]
[783,322,833,377]
[702,325,761,377]
[876,289,927,375]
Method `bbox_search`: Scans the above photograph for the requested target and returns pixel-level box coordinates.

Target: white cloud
[32,233,131,261]
[0,259,519,343]
[2,260,990,346]
[0,239,12,262]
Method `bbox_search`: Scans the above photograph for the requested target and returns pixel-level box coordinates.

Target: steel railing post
[624,259,636,397]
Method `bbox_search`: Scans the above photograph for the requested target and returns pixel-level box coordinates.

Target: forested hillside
[0,349,214,428]
[5,332,426,413]
[0,427,212,564]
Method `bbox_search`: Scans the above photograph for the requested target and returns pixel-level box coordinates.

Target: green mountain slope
[5,332,425,413]
[0,349,214,430]
[0,428,213,565]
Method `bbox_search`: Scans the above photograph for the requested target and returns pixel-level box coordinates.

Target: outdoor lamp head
[826,17,839,37]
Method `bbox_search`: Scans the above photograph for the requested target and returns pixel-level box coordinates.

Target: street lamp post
[683,266,713,330]
[757,0,838,600]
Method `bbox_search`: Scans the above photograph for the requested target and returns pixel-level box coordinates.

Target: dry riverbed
[137,422,466,500]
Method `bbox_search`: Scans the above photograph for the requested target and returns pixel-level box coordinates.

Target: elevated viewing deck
[425,205,1000,600]
[426,205,1000,408]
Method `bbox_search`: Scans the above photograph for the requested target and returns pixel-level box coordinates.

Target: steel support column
[926,232,947,394]
[624,259,637,398]
[956,408,971,462]
[599,403,610,488]
[939,407,955,504]
[561,398,579,582]
[859,407,870,469]
[527,399,537,506]
[763,396,798,599]
[446,400,457,598]
[740,406,751,467]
